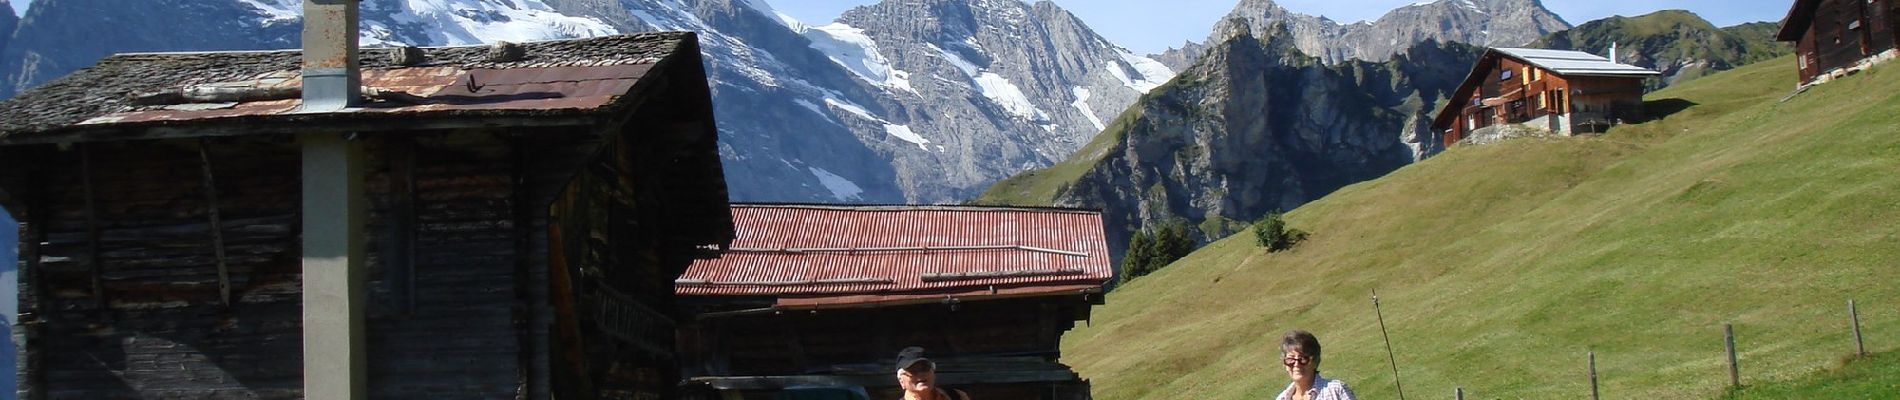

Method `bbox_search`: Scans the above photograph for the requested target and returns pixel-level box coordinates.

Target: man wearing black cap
[895,346,971,400]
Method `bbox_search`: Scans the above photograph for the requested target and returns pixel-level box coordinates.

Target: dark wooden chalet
[1431,48,1660,146]
[0,6,732,399]
[1778,0,1900,85]
[674,205,1113,400]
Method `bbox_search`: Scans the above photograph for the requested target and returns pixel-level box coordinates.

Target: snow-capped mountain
[0,0,1174,203]
[1155,0,1569,67]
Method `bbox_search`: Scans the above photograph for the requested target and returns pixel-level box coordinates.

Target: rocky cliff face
[814,0,1174,201]
[1152,40,1210,72]
[983,26,1480,257]
[1532,10,1791,89]
[0,0,1172,204]
[1163,0,1566,67]
[0,0,300,99]
[1,0,16,61]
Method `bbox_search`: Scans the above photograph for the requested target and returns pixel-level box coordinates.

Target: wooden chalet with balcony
[1432,48,1660,146]
[1778,0,1900,86]
[0,11,732,400]
[674,204,1113,400]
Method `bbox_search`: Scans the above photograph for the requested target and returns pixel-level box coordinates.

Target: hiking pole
[1372,289,1407,400]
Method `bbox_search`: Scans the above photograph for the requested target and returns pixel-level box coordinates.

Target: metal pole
[1850,300,1866,357]
[1372,289,1407,400]
[1725,323,1739,388]
[1588,351,1600,400]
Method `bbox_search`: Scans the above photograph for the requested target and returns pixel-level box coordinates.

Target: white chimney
[302,0,361,112]
[1608,42,1619,64]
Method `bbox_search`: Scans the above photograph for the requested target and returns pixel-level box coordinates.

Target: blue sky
[8,1,1792,53]
[771,0,1795,54]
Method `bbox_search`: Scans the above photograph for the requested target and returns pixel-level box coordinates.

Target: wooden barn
[0,4,731,399]
[1777,0,1900,85]
[674,205,1113,400]
[1432,47,1660,146]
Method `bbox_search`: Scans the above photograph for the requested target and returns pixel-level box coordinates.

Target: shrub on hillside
[1119,223,1196,284]
[1253,212,1307,252]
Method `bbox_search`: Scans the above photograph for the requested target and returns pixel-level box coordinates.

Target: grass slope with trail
[1059,56,1900,399]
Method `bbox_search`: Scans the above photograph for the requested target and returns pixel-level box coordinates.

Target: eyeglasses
[1282,354,1312,368]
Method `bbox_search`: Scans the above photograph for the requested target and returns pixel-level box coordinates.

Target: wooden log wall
[2,49,728,400]
[548,130,682,400]
[363,131,540,399]
[20,138,305,399]
[0,129,608,399]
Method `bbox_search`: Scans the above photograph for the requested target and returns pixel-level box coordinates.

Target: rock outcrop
[1166,0,1567,67]
[983,27,1481,257]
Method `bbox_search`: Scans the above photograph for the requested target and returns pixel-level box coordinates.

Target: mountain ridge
[1531,9,1792,89]
[0,0,1177,204]
[1155,0,1568,69]
[978,24,1482,259]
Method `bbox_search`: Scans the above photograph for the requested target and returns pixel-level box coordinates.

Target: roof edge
[731,202,1105,215]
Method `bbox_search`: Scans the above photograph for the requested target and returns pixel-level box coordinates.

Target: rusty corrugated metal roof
[73,64,653,126]
[0,32,694,143]
[678,204,1113,307]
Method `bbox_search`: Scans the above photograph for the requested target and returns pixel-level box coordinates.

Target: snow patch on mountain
[824,97,881,122]
[793,98,837,123]
[1112,49,1175,92]
[884,124,930,150]
[932,44,982,77]
[804,22,916,93]
[363,0,615,46]
[738,0,804,31]
[238,0,299,22]
[807,167,865,201]
[973,72,1047,121]
[1070,87,1105,131]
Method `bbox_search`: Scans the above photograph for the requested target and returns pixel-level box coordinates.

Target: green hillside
[1533,10,1791,88]
[1720,352,1900,399]
[1060,55,1900,399]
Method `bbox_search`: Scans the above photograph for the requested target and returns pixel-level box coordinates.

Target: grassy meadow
[1058,56,1900,399]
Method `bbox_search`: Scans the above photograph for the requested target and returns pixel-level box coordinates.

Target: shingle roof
[0,32,694,144]
[678,204,1114,309]
[1492,47,1662,77]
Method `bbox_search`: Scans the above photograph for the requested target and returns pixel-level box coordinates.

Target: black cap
[895,346,934,372]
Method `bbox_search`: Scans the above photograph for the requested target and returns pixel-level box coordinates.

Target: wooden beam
[0,115,601,146]
[19,168,48,400]
[384,134,417,314]
[546,204,595,399]
[510,137,535,398]
[80,144,104,309]
[198,138,232,306]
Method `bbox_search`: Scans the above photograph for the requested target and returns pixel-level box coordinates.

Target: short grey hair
[1280,329,1322,363]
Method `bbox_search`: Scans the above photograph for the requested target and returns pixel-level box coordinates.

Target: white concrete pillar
[301,132,366,400]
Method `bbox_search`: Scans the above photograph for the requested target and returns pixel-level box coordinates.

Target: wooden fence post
[1725,323,1739,388]
[1454,387,1464,400]
[1850,300,1866,358]
[1588,351,1600,400]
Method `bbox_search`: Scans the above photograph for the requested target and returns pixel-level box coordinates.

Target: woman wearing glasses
[1276,330,1357,400]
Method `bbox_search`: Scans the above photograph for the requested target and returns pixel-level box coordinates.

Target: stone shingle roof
[0,32,694,144]
[1493,47,1662,77]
